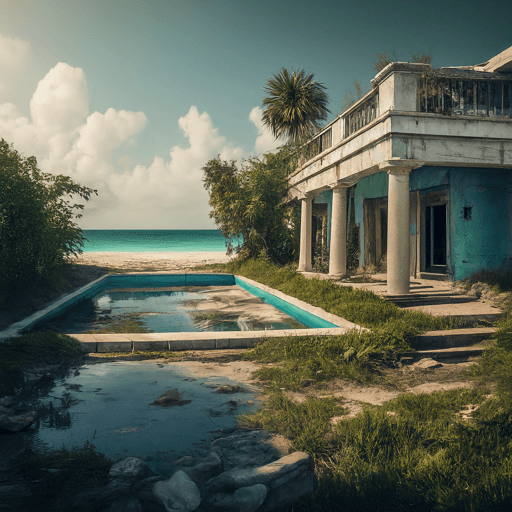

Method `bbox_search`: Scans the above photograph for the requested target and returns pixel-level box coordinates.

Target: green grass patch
[244,328,408,389]
[0,331,79,375]
[96,350,184,359]
[13,441,111,512]
[382,388,488,423]
[239,392,347,458]
[132,350,182,359]
[227,258,462,332]
[240,389,511,511]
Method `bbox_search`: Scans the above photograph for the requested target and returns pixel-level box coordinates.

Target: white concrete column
[387,169,411,295]
[298,195,314,272]
[329,186,348,277]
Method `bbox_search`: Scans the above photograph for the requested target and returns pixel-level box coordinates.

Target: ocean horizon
[81,229,232,253]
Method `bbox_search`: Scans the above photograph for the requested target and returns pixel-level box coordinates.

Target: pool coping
[0,273,364,351]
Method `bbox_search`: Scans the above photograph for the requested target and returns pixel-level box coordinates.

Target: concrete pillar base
[298,195,314,272]
[328,185,348,277]
[387,169,411,295]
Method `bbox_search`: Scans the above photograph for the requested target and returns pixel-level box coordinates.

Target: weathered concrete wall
[449,168,512,281]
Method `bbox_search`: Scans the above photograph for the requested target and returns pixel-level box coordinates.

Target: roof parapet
[370,62,431,87]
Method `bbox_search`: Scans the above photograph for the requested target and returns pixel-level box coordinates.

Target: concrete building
[289,45,512,294]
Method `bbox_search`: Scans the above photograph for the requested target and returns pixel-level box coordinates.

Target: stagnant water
[42,287,307,334]
[7,361,260,477]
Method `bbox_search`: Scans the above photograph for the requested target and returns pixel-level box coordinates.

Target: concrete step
[399,345,486,361]
[418,272,451,282]
[409,327,496,350]
[385,293,477,307]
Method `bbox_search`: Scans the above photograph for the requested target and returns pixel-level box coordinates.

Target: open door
[425,204,447,272]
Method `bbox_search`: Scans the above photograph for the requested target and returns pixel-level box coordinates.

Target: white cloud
[107,106,245,227]
[0,58,284,228]
[0,61,147,185]
[31,63,89,134]
[249,106,283,154]
[0,34,31,95]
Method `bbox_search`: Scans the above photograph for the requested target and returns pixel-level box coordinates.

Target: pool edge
[0,273,366,349]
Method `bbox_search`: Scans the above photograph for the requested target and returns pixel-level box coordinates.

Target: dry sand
[74,251,233,272]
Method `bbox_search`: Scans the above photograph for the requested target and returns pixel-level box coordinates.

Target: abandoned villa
[289,45,512,295]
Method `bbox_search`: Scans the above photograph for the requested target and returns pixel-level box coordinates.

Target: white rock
[153,470,201,512]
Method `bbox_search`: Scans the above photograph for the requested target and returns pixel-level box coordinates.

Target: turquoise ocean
[82,230,229,253]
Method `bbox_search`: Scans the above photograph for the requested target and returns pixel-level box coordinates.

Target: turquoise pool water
[34,274,338,334]
[42,287,307,334]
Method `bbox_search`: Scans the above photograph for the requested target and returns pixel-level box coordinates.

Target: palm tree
[261,68,330,143]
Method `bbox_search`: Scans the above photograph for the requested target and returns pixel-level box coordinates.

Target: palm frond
[261,68,330,142]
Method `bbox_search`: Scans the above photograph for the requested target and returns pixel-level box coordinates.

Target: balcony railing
[298,127,332,166]
[420,76,512,117]
[344,92,379,138]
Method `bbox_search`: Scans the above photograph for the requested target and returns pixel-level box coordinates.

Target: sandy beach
[74,251,233,272]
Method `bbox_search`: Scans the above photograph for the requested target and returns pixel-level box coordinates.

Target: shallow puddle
[23,361,260,476]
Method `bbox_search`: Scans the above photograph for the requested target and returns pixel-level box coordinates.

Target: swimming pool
[0,274,361,351]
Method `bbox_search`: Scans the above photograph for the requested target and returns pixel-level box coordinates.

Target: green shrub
[0,139,96,303]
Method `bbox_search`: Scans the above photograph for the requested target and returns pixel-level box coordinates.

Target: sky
[0,0,511,229]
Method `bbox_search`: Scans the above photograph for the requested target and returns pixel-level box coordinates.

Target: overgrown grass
[13,441,111,512]
[240,389,511,511]
[461,268,512,293]
[97,350,184,359]
[244,329,407,389]
[239,392,347,458]
[234,260,512,509]
[0,331,80,375]
[227,258,462,332]
[227,258,462,388]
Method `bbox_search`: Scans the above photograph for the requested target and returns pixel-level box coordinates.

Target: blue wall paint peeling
[449,168,512,281]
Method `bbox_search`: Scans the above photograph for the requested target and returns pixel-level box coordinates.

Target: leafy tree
[0,139,96,301]
[202,150,299,263]
[261,68,330,143]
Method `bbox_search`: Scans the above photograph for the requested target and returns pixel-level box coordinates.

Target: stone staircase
[399,327,496,363]
[304,271,504,363]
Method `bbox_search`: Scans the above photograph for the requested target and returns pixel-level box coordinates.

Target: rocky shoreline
[69,431,315,512]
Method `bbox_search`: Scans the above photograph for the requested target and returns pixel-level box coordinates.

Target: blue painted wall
[327,167,512,281]
[449,168,512,281]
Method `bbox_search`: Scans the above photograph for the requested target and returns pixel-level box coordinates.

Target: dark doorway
[380,207,387,261]
[425,204,447,270]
